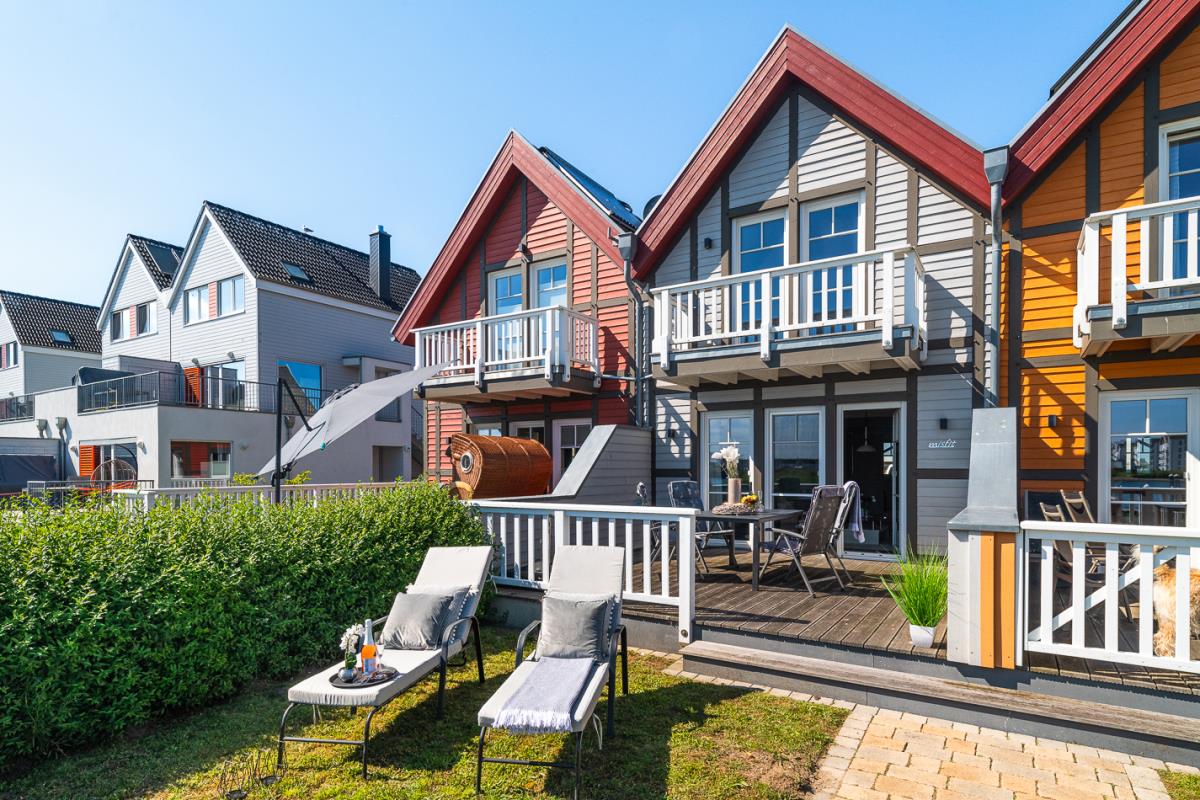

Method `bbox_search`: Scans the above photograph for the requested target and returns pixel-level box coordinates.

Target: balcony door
[766,408,824,513]
[488,267,525,368]
[1100,390,1198,527]
[801,193,864,335]
[701,411,754,508]
[1162,122,1200,285]
[838,403,905,560]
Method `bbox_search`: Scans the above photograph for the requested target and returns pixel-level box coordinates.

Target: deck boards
[619,547,1200,695]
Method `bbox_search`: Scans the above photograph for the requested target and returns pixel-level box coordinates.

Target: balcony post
[589,315,599,385]
[544,308,555,381]
[653,290,671,369]
[759,272,771,361]
[1076,221,1100,346]
[881,251,895,349]
[1112,212,1127,330]
[473,320,484,387]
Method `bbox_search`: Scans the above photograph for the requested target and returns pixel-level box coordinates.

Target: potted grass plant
[880,553,948,648]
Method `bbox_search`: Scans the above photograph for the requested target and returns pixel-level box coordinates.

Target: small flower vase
[338,651,357,681]
[727,477,742,505]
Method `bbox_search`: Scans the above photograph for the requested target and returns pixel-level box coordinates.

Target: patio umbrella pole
[272,381,314,504]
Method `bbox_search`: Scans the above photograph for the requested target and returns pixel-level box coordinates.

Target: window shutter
[208,282,218,319]
[183,367,205,406]
[78,445,96,480]
[128,306,137,338]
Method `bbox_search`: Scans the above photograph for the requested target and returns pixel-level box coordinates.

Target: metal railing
[471,499,698,643]
[413,306,601,386]
[77,371,331,415]
[1075,195,1200,345]
[651,246,925,365]
[0,394,33,423]
[1020,520,1200,674]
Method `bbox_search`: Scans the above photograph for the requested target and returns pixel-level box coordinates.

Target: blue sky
[0,0,1128,306]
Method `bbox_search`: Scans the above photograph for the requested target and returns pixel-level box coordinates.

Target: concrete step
[682,640,1200,765]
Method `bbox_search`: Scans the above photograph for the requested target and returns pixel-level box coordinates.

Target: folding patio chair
[475,545,628,800]
[1039,498,1133,619]
[667,479,734,574]
[761,484,856,597]
[278,546,492,779]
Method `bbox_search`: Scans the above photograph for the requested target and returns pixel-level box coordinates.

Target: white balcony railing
[1021,520,1200,674]
[413,306,600,386]
[651,247,926,366]
[1076,195,1200,346]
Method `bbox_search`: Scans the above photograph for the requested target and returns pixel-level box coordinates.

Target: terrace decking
[619,547,1200,696]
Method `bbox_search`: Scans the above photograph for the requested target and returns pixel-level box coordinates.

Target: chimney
[369,225,391,302]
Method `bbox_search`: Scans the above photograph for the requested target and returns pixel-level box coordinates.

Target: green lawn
[1164,771,1200,800]
[0,628,845,800]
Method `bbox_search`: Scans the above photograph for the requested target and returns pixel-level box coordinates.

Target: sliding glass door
[766,408,823,513]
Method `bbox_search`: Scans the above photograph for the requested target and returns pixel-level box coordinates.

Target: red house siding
[419,174,634,480]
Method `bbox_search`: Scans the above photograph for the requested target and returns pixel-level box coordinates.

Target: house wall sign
[927,438,958,449]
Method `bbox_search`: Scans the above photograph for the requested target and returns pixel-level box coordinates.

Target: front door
[1100,390,1198,527]
[839,404,904,559]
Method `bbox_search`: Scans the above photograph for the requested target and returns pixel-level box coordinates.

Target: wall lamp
[703,237,713,250]
[1047,414,1058,428]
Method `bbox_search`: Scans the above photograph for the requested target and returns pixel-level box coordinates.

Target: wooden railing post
[473,319,484,387]
[676,511,695,644]
[1111,212,1127,329]
[758,272,772,360]
[881,251,895,349]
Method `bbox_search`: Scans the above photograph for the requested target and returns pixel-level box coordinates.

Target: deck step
[682,641,1200,747]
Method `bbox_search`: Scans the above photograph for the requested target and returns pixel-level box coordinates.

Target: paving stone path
[651,649,1198,800]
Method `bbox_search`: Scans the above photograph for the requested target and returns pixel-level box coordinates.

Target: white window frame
[216,275,245,318]
[2,341,17,369]
[699,410,756,508]
[1158,118,1200,203]
[764,405,825,512]
[836,400,906,561]
[135,300,157,336]
[509,420,546,443]
[552,418,591,482]
[470,423,503,437]
[800,191,867,326]
[184,285,210,325]
[110,308,127,342]
[732,209,788,274]
[1098,388,1199,527]
[533,262,568,309]
[488,266,524,316]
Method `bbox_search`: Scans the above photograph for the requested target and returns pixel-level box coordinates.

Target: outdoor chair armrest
[372,614,389,630]
[439,616,476,663]
[770,526,806,540]
[515,619,541,668]
[607,623,627,666]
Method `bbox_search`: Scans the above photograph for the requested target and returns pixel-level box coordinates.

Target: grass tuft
[1164,770,1200,800]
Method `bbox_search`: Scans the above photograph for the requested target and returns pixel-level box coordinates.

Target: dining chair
[667,480,734,574]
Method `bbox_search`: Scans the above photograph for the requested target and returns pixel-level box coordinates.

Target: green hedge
[0,481,488,766]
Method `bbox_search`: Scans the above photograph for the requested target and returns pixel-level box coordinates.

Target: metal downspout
[983,147,1009,409]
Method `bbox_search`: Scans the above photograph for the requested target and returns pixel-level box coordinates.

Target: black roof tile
[0,290,102,354]
[202,201,420,312]
[538,147,640,230]
[127,234,183,290]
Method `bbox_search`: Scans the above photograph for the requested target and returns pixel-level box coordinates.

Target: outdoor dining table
[695,508,802,591]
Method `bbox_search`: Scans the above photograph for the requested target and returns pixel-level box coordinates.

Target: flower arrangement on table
[713,492,764,515]
[339,623,365,676]
[711,445,741,479]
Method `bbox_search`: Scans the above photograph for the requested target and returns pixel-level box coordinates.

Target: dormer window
[282,262,311,283]
[49,329,73,345]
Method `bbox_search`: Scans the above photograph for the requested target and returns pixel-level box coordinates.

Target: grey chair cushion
[535,595,611,662]
[408,584,471,621]
[380,592,456,650]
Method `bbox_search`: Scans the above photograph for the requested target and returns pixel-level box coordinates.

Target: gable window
[49,329,73,345]
[1164,125,1200,281]
[1,341,16,369]
[534,263,568,308]
[135,301,156,335]
[734,211,786,273]
[217,275,245,316]
[802,193,863,333]
[489,267,523,315]
[110,309,127,341]
[185,285,210,324]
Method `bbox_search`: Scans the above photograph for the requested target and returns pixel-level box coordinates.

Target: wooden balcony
[1076,195,1200,355]
[650,247,927,386]
[413,306,601,404]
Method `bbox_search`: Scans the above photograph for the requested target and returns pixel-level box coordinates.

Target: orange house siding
[1160,25,1200,109]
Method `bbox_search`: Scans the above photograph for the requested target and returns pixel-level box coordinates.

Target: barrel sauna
[449,433,551,498]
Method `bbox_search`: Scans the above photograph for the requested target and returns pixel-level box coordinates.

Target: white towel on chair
[494,657,594,734]
[841,481,865,543]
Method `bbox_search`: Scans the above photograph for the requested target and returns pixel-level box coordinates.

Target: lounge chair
[278,545,492,779]
[762,484,856,596]
[475,545,628,800]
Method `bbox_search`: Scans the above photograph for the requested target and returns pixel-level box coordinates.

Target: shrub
[880,553,948,627]
[0,481,487,767]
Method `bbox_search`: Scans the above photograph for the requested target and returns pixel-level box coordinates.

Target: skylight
[49,329,73,345]
[282,261,311,282]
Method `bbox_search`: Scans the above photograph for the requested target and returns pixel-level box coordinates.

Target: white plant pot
[909,624,936,649]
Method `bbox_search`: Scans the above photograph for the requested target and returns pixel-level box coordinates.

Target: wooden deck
[622,546,1200,696]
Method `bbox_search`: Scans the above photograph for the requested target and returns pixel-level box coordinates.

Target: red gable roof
[1005,0,1200,204]
[392,132,627,343]
[634,27,988,280]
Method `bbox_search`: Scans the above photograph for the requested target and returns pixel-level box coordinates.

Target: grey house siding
[255,288,413,392]
[169,219,260,380]
[551,425,650,505]
[0,308,22,396]
[23,350,100,393]
[102,250,171,366]
[648,89,988,555]
[728,102,789,209]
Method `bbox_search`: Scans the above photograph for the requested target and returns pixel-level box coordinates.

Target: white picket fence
[1021,520,1200,674]
[113,482,396,509]
[471,500,697,643]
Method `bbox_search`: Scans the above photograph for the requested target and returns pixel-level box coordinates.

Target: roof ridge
[0,288,99,311]
[203,200,413,273]
[127,232,183,252]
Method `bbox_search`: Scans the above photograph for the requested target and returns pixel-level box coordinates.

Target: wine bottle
[361,618,377,675]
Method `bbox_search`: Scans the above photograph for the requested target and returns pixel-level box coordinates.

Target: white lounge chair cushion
[287,645,457,707]
[477,659,609,733]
